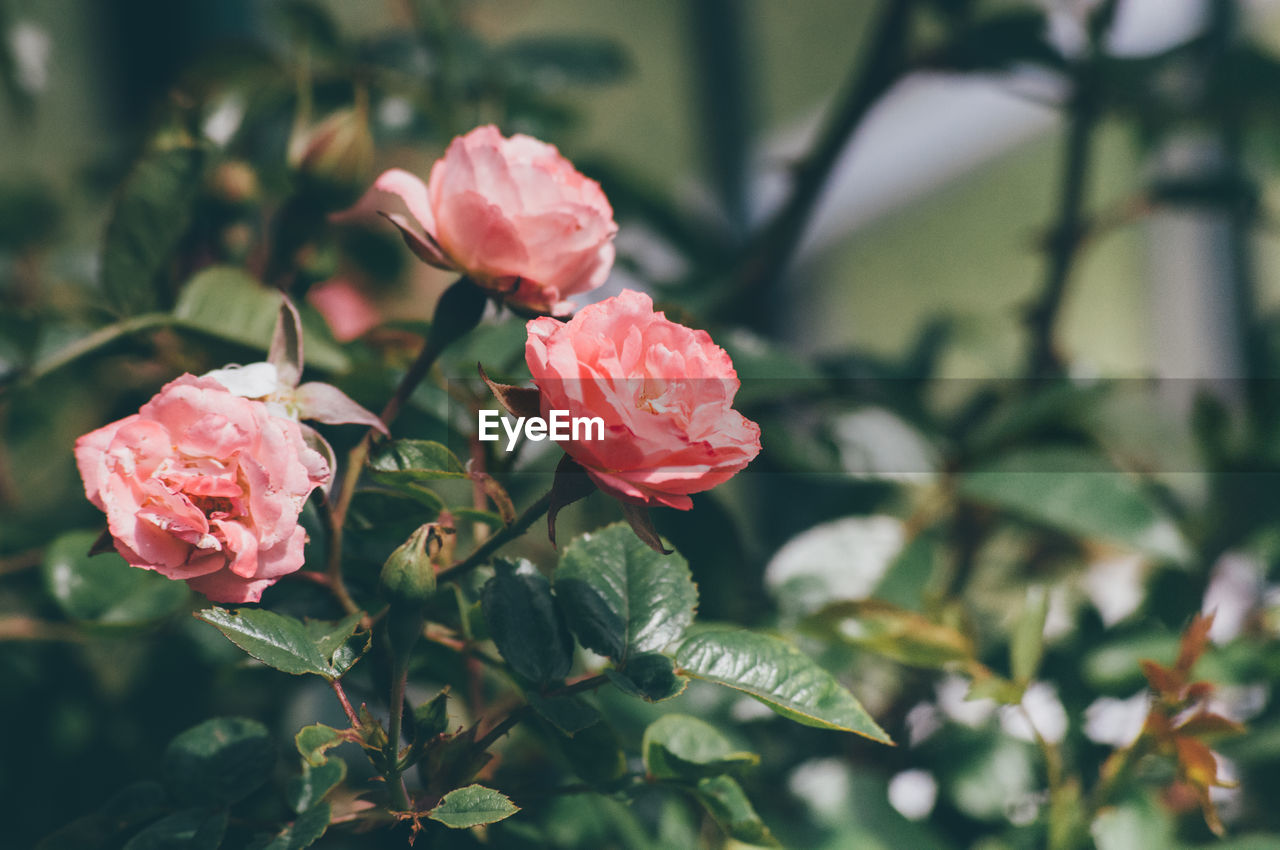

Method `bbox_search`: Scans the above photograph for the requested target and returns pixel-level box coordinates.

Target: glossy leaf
[693,775,779,847]
[163,717,274,806]
[958,448,1188,561]
[555,523,697,660]
[481,563,574,684]
[642,714,759,780]
[606,652,688,702]
[427,784,519,829]
[367,439,467,482]
[674,629,892,743]
[555,717,627,786]
[43,530,190,627]
[102,145,205,315]
[195,607,365,681]
[121,807,228,850]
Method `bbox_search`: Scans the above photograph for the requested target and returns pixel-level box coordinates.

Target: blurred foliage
[10,1,1280,848]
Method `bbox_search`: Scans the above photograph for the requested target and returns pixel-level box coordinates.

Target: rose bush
[338,124,617,315]
[73,374,331,603]
[525,289,761,509]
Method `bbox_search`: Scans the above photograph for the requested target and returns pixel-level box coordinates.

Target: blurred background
[10,1,1280,848]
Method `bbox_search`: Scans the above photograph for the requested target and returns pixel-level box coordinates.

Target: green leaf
[957,447,1188,560]
[122,808,228,850]
[367,439,467,482]
[295,724,343,767]
[481,562,574,684]
[526,693,600,737]
[499,36,631,87]
[163,717,274,807]
[43,530,191,628]
[195,607,366,680]
[692,775,779,847]
[642,714,759,780]
[1011,586,1050,684]
[674,629,892,743]
[258,802,331,850]
[173,266,279,349]
[799,600,974,669]
[288,758,346,814]
[555,522,697,660]
[606,653,688,702]
[173,266,346,371]
[427,784,519,829]
[102,145,205,315]
[555,718,626,786]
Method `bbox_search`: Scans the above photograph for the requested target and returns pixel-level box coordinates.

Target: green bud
[379,524,439,608]
[413,691,450,740]
[288,106,374,186]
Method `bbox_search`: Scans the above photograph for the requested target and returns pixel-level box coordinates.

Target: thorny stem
[385,664,413,811]
[436,491,553,584]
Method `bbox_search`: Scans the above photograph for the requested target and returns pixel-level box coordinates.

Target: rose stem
[436,490,552,584]
[324,278,487,615]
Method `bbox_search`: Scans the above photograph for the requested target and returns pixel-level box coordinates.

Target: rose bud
[74,375,331,603]
[525,289,761,510]
[289,106,375,186]
[334,124,617,316]
[379,523,440,608]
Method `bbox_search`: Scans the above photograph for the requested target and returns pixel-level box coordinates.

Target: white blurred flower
[765,516,905,612]
[1083,552,1146,627]
[8,21,50,94]
[1084,691,1150,747]
[888,769,938,821]
[1203,552,1263,644]
[1000,682,1068,744]
[788,758,850,820]
[936,674,996,728]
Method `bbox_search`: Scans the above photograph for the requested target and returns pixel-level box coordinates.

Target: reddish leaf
[477,364,543,420]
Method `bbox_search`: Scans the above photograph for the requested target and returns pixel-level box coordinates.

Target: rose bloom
[337,124,617,315]
[526,290,761,509]
[74,375,331,603]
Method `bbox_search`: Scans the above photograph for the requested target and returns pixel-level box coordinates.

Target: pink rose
[74,375,331,603]
[336,124,617,315]
[525,290,761,510]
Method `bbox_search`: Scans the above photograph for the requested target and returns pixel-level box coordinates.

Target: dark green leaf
[259,802,331,850]
[555,717,627,787]
[121,808,228,850]
[527,693,600,737]
[427,784,519,829]
[195,608,365,680]
[693,775,779,847]
[674,629,892,743]
[555,523,697,660]
[288,758,346,814]
[163,717,274,806]
[367,439,467,482]
[606,653,688,702]
[43,530,191,627]
[958,448,1188,560]
[500,36,631,87]
[642,714,759,780]
[481,564,574,684]
[102,145,205,315]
